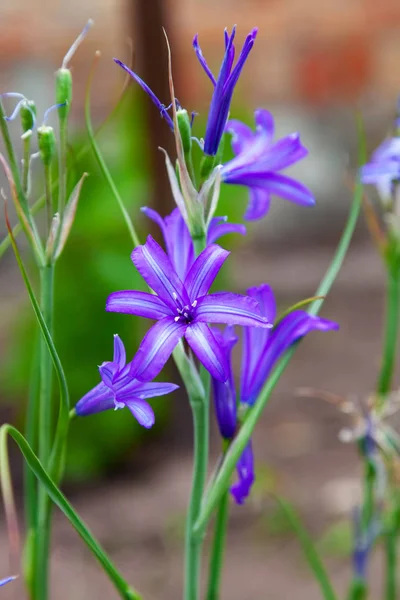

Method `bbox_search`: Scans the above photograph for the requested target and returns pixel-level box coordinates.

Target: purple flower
[240,284,339,404]
[106,236,270,382]
[211,326,238,439]
[141,206,246,280]
[221,109,315,220]
[113,59,174,131]
[75,335,178,428]
[361,137,400,204]
[211,284,338,504]
[193,26,257,156]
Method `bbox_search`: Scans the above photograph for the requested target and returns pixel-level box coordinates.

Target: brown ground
[0,240,391,599]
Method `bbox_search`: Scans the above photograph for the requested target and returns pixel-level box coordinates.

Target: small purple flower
[106,236,270,383]
[361,137,400,204]
[193,26,257,156]
[113,59,174,131]
[241,284,339,404]
[211,326,238,440]
[230,442,255,505]
[141,206,246,280]
[221,109,315,220]
[75,335,178,428]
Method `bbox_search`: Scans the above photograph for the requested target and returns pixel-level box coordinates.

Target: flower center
[173,296,198,325]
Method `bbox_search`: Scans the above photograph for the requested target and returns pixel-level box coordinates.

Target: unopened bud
[37,126,56,167]
[177,109,192,156]
[20,100,36,134]
[55,68,72,121]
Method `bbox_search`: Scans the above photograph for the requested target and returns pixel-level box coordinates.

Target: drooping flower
[106,236,270,383]
[360,136,400,206]
[141,206,246,280]
[211,284,338,504]
[221,109,315,220]
[75,334,178,428]
[240,284,339,404]
[193,26,258,156]
[113,59,174,131]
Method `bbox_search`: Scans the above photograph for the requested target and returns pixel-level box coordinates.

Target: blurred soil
[0,239,391,599]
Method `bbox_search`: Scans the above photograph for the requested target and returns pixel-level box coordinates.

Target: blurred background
[0,0,398,598]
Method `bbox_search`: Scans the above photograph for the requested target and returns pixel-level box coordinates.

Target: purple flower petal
[113,334,126,369]
[106,290,172,319]
[240,284,276,400]
[75,382,114,416]
[242,310,339,404]
[0,576,17,587]
[131,236,189,310]
[131,316,187,381]
[193,34,216,86]
[207,217,246,243]
[211,326,238,439]
[244,187,271,220]
[99,362,119,387]
[184,244,229,301]
[113,59,174,131]
[185,321,228,382]
[230,442,255,504]
[195,292,271,327]
[254,108,275,140]
[239,173,315,207]
[130,381,179,399]
[121,398,155,428]
[225,119,254,154]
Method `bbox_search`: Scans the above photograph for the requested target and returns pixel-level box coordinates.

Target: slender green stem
[35,264,55,600]
[347,578,367,600]
[385,531,397,600]
[194,134,365,536]
[44,163,53,232]
[58,121,68,215]
[206,490,229,600]
[22,134,31,194]
[24,336,41,531]
[376,268,400,399]
[184,390,209,600]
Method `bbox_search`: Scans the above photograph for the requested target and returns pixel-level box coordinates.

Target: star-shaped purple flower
[211,284,338,504]
[75,335,178,428]
[141,206,246,281]
[106,236,270,383]
[193,26,257,156]
[221,109,315,220]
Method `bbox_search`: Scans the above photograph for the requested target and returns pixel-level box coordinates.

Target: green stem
[206,490,229,600]
[347,578,367,600]
[385,532,397,600]
[58,121,67,215]
[35,264,55,600]
[24,336,40,531]
[184,389,209,600]
[22,135,31,194]
[376,268,400,399]
[44,163,53,233]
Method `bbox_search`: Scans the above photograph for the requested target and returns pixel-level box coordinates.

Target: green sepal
[55,68,72,120]
[20,100,36,133]
[37,126,56,167]
[200,154,216,181]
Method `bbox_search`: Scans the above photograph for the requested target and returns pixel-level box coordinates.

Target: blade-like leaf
[0,425,141,600]
[54,173,87,260]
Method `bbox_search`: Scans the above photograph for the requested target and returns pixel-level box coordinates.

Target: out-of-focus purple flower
[141,206,246,280]
[240,284,339,404]
[113,59,174,131]
[0,576,17,587]
[75,335,178,428]
[230,442,255,505]
[193,26,257,156]
[221,109,315,220]
[360,137,400,205]
[352,507,379,580]
[211,326,238,439]
[107,236,270,382]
